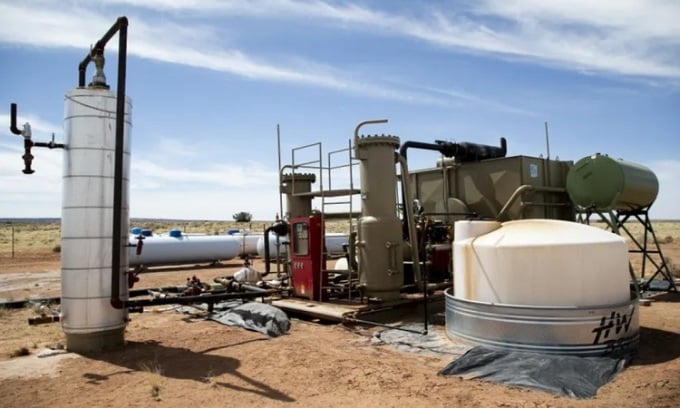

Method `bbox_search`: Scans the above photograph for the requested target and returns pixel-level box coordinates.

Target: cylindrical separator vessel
[61,87,132,352]
[354,135,403,300]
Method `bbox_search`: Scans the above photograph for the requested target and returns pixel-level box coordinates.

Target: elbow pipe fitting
[78,16,128,88]
[9,103,22,135]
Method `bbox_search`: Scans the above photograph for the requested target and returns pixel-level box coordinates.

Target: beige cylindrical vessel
[61,88,132,352]
[357,216,403,299]
[281,173,316,219]
[355,135,402,300]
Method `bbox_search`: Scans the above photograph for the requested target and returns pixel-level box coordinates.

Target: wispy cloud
[0,141,63,198]
[0,0,572,114]
[0,124,282,219]
[132,159,278,189]
[423,87,538,117]
[130,158,281,219]
[100,0,680,80]
[0,113,62,137]
[0,1,446,107]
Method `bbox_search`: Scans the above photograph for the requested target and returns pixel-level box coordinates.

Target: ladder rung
[293,188,360,198]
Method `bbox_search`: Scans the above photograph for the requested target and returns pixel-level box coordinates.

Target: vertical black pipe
[262,221,289,278]
[263,226,273,277]
[110,17,128,309]
[398,141,454,239]
[10,103,22,135]
[75,17,129,308]
[78,57,90,88]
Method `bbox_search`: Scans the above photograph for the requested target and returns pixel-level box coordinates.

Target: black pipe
[111,18,129,309]
[398,140,447,160]
[123,288,274,308]
[343,316,427,335]
[10,103,64,174]
[9,103,22,135]
[33,141,65,149]
[22,139,35,174]
[264,226,273,277]
[76,17,129,308]
[448,138,507,162]
[78,55,92,88]
[263,220,289,277]
[398,141,450,241]
[72,16,130,309]
[399,138,507,162]
[78,18,126,87]
[398,138,506,238]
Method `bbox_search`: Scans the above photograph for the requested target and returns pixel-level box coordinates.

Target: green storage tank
[566,154,658,211]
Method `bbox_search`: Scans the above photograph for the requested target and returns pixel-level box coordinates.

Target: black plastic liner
[209,302,291,338]
[438,346,628,399]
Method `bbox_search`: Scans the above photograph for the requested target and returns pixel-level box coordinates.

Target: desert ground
[0,220,679,407]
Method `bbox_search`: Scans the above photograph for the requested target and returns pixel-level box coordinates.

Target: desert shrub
[52,244,61,253]
[9,347,30,358]
[232,212,252,222]
[666,258,680,279]
[662,235,674,244]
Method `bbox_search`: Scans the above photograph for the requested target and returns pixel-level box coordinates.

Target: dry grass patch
[139,359,163,401]
[0,222,60,255]
[666,257,680,279]
[0,308,64,361]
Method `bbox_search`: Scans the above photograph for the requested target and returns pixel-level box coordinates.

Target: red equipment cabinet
[290,213,327,301]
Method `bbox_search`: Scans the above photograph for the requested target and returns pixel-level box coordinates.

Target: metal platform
[272,292,444,322]
[271,298,366,320]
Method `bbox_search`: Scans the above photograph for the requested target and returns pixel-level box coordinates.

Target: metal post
[277,124,283,219]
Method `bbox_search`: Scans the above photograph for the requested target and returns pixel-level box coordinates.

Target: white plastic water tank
[61,88,131,350]
[453,219,630,307]
[129,234,240,266]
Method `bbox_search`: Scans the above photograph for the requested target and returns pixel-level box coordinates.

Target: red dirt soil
[0,251,679,408]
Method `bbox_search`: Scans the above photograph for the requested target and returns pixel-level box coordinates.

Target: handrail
[496,185,566,221]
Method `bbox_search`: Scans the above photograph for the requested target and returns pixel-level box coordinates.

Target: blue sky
[0,0,678,220]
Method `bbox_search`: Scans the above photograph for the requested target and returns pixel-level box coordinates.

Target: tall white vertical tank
[61,88,132,352]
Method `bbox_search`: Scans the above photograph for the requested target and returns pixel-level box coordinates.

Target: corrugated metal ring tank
[566,153,658,211]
